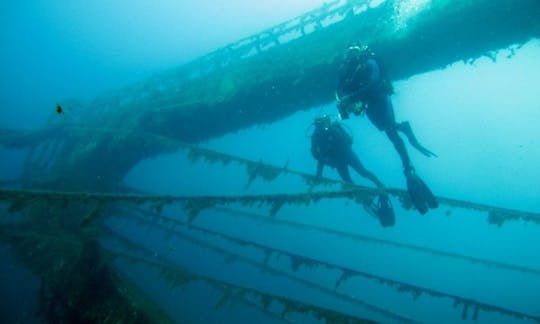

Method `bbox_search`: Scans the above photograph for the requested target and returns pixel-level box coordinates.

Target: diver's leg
[336,165,353,184]
[366,96,412,172]
[390,126,438,213]
[348,150,395,226]
[396,121,437,157]
[348,151,384,188]
[377,97,414,173]
[386,126,413,174]
[367,95,438,213]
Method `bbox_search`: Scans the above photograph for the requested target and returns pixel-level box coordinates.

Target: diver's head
[314,115,332,130]
[344,43,370,63]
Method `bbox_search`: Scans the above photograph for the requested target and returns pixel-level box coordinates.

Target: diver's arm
[336,78,347,99]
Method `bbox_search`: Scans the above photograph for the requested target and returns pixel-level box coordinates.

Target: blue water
[1,1,540,323]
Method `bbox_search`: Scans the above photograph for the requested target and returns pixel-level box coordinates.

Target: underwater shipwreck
[1,0,540,322]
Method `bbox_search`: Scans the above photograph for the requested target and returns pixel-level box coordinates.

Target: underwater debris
[55,104,63,114]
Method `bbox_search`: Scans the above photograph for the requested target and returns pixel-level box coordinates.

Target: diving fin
[397,121,437,158]
[406,172,438,214]
[376,194,395,227]
[364,194,395,227]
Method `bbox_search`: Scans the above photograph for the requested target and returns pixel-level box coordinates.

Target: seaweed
[245,160,283,188]
[335,270,356,289]
[81,202,106,227]
[488,210,507,227]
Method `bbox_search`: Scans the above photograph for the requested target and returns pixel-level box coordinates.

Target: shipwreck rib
[104,226,382,324]
[118,209,540,323]
[126,205,540,277]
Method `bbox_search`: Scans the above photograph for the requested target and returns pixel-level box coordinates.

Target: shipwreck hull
[5,0,533,191]
[137,0,540,142]
[1,2,540,321]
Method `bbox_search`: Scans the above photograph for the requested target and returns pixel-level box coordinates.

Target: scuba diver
[335,44,438,214]
[310,115,395,227]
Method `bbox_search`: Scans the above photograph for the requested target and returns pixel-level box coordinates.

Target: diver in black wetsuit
[310,115,394,227]
[335,44,438,214]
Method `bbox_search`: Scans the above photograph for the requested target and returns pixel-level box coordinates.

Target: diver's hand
[336,100,350,120]
[339,94,352,106]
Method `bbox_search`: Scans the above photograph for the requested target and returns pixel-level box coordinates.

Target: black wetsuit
[337,54,412,173]
[311,121,383,187]
[337,52,438,215]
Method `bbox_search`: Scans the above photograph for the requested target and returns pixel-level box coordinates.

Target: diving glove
[405,170,438,214]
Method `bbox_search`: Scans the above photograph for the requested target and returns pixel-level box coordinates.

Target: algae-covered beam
[121,210,540,323]
[126,205,540,276]
[105,224,400,323]
[1,183,540,226]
